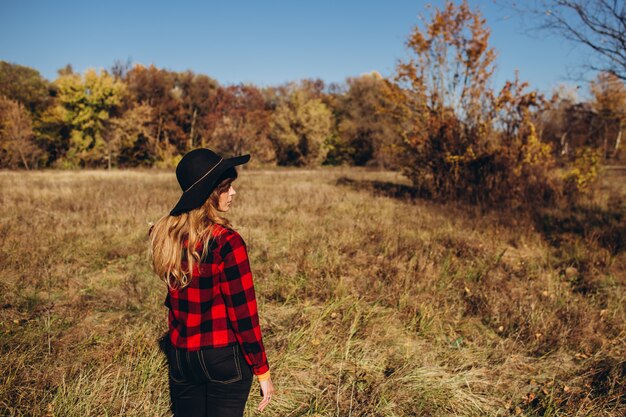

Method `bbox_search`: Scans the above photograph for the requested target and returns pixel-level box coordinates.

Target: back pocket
[167,348,189,384]
[199,345,242,384]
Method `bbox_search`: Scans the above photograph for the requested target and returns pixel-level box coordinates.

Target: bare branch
[502,0,626,80]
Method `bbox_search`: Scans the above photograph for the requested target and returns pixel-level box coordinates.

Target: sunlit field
[0,167,624,416]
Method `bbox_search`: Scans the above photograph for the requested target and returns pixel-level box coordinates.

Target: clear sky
[0,0,590,94]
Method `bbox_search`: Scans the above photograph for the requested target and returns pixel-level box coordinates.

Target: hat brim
[169,154,250,216]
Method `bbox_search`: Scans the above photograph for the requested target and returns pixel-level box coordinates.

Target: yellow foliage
[564,147,602,194]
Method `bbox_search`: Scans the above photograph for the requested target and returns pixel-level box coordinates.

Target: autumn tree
[0,96,43,168]
[126,65,184,164]
[536,85,579,159]
[51,69,126,168]
[590,71,626,160]
[36,103,71,166]
[267,83,332,166]
[177,71,219,152]
[396,0,555,208]
[109,103,157,167]
[298,78,327,100]
[327,72,405,167]
[0,61,51,115]
[205,84,273,163]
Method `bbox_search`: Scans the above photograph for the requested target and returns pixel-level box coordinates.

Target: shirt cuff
[253,362,270,376]
[257,370,271,381]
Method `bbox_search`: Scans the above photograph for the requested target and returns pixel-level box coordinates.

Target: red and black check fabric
[165,224,269,375]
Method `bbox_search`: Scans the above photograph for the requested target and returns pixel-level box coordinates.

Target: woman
[149,148,274,417]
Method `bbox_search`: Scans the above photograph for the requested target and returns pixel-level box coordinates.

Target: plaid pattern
[165,225,269,375]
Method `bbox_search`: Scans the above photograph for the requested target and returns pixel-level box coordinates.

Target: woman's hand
[258,377,275,412]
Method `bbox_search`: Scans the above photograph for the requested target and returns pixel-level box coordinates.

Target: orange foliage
[395,0,556,209]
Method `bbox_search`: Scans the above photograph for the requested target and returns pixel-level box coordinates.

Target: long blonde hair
[149,176,235,290]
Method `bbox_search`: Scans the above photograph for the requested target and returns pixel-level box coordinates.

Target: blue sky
[0,0,590,94]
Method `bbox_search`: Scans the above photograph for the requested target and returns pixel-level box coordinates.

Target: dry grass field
[0,167,624,416]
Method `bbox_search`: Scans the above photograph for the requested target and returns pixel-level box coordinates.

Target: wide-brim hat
[170,148,250,216]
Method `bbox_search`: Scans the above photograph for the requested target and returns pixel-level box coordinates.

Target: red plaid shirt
[164,224,269,376]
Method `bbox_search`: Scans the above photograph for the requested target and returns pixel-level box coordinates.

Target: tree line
[0,62,406,170]
[1,0,624,209]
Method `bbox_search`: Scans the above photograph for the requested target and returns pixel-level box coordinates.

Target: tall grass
[0,167,623,416]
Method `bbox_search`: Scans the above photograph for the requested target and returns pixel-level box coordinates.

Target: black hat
[170,148,250,216]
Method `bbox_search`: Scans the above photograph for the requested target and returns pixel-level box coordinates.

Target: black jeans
[166,343,253,417]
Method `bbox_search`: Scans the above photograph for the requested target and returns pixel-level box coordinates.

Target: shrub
[395,0,558,210]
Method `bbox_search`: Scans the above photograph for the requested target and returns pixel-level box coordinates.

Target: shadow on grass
[337,175,625,258]
[337,175,625,252]
[532,199,625,295]
[336,176,432,201]
[533,203,626,256]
